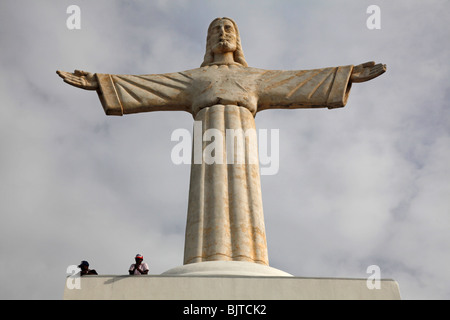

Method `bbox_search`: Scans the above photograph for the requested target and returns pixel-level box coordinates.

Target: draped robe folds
[95,64,354,265]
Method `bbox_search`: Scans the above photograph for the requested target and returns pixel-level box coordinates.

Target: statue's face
[209,19,237,54]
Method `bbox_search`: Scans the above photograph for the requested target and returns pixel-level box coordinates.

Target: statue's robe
[95,64,354,265]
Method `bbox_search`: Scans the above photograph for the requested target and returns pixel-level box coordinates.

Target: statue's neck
[212,51,235,65]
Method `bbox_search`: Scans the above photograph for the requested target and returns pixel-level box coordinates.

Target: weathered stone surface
[184,105,267,265]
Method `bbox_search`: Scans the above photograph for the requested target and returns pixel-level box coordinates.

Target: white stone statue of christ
[57,17,386,267]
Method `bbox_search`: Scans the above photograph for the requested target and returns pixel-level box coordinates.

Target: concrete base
[161,261,294,277]
[64,262,401,300]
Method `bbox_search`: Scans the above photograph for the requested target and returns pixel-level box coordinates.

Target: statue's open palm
[350,61,386,83]
[56,70,98,90]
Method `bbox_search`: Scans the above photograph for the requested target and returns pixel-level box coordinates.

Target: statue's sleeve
[256,65,353,112]
[95,71,194,116]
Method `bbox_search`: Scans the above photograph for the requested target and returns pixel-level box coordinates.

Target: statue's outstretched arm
[56,70,99,90]
[57,68,195,116]
[350,61,386,83]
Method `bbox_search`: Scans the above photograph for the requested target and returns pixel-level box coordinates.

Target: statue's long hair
[201,17,248,67]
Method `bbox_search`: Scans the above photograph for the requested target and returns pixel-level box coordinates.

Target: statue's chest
[195,67,249,94]
[189,65,259,115]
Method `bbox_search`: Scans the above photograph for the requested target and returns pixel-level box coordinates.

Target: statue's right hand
[56,70,98,90]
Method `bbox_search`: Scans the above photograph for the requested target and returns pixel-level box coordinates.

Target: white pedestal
[64,261,401,300]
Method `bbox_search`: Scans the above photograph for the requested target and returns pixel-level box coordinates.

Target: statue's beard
[212,40,236,53]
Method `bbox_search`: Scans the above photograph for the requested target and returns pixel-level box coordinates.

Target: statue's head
[201,17,248,67]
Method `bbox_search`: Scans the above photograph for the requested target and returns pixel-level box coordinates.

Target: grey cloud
[0,0,449,299]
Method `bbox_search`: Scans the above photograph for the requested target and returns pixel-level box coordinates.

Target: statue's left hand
[350,61,386,83]
[56,70,99,90]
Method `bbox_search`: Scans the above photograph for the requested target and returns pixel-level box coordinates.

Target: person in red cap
[128,254,149,275]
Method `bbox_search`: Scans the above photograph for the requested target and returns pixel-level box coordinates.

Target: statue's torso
[188,65,260,116]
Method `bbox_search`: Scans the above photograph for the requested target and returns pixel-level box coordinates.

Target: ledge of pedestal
[63,262,401,300]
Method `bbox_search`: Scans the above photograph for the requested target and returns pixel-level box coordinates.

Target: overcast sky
[1,0,449,299]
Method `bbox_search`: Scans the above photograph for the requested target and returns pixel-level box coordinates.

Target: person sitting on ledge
[78,260,98,276]
[129,254,149,275]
